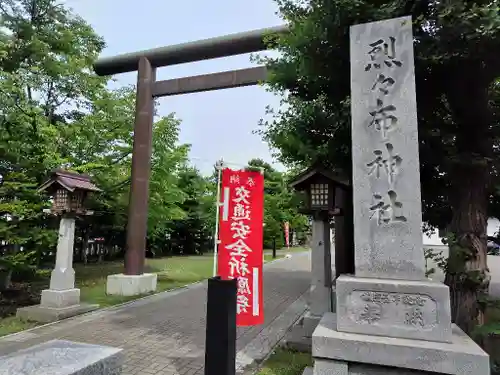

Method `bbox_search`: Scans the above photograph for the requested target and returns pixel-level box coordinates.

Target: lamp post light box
[289,166,349,217]
[38,170,100,216]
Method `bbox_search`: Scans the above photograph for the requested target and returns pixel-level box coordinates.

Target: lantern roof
[38,170,101,193]
[289,164,350,191]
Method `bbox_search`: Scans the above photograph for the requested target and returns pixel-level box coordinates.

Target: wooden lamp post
[17,170,101,323]
[289,165,351,336]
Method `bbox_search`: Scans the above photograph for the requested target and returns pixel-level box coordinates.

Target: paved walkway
[0,252,311,375]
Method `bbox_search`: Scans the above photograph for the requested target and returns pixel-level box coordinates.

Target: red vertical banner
[217,168,264,326]
[284,222,290,247]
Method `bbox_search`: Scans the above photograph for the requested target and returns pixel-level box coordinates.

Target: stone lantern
[38,170,100,215]
[288,165,351,341]
[17,170,100,323]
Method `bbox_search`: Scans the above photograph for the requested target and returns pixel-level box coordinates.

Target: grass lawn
[0,247,308,337]
[481,303,500,373]
[257,348,312,375]
[0,316,39,337]
[77,254,216,308]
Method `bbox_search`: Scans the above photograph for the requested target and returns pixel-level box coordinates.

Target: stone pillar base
[16,287,99,323]
[312,313,490,375]
[335,275,452,343]
[41,288,80,308]
[106,273,157,296]
[16,303,98,323]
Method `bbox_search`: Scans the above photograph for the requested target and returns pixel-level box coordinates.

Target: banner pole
[212,159,224,277]
[287,225,290,251]
[259,167,265,264]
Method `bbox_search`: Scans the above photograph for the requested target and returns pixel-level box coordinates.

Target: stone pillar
[48,217,76,290]
[309,218,332,316]
[306,16,489,375]
[285,211,336,351]
[41,217,79,308]
[302,215,335,337]
[17,216,98,323]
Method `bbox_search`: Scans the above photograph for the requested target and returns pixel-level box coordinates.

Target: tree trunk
[82,232,89,265]
[98,244,104,263]
[443,63,493,335]
[444,163,490,334]
[0,269,13,291]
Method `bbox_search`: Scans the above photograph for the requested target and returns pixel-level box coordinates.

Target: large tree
[166,166,214,256]
[0,0,191,265]
[0,0,106,262]
[260,0,500,333]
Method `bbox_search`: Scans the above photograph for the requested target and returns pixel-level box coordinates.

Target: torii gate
[93,25,288,294]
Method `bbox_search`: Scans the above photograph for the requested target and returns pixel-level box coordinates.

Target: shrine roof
[38,170,101,193]
[289,165,350,190]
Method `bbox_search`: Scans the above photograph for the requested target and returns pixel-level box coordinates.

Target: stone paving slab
[0,253,311,375]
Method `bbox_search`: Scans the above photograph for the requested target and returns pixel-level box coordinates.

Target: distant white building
[422,218,500,246]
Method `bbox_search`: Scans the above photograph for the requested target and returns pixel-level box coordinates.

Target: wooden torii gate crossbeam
[93,25,288,277]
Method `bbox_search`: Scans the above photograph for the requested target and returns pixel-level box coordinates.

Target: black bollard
[204,276,237,375]
[272,237,276,259]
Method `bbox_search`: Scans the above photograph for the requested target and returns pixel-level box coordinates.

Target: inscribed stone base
[0,339,123,375]
[336,275,452,342]
[16,303,98,323]
[312,313,489,375]
[41,288,80,308]
[106,273,157,296]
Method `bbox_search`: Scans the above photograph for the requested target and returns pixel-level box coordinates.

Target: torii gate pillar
[93,25,288,296]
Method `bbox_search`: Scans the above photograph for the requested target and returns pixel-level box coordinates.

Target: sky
[63,0,286,175]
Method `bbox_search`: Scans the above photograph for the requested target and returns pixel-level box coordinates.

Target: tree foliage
[0,0,206,262]
[0,0,107,259]
[260,0,500,333]
[0,0,306,292]
[246,158,309,248]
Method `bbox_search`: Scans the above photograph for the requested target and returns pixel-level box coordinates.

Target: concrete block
[335,275,452,342]
[106,273,157,296]
[312,313,489,375]
[0,339,123,375]
[40,288,80,308]
[16,303,98,323]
